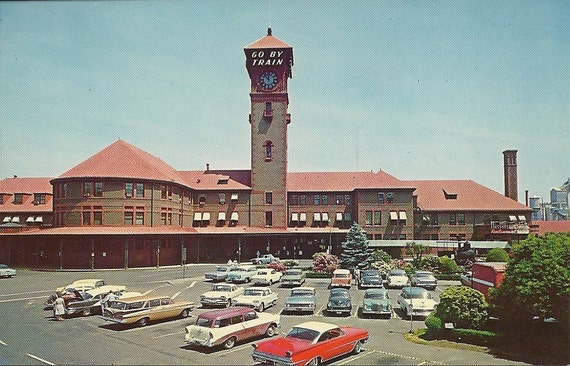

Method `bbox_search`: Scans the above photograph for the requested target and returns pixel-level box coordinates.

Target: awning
[26,216,35,223]
[202,212,211,221]
[35,216,43,223]
[2,217,11,223]
[11,216,20,223]
[231,193,238,200]
[299,212,307,222]
[230,212,239,221]
[218,212,226,221]
[336,212,343,221]
[313,212,321,221]
[322,212,329,222]
[509,215,517,221]
[193,212,202,221]
[291,212,299,221]
[518,215,526,221]
[399,211,407,220]
[390,211,398,220]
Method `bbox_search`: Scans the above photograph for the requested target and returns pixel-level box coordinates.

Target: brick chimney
[503,150,518,201]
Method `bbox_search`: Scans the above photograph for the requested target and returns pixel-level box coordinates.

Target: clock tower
[244,28,293,228]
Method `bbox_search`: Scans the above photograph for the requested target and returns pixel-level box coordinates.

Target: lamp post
[408,274,413,334]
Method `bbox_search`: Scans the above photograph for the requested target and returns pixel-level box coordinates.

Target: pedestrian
[100,290,118,315]
[53,291,65,321]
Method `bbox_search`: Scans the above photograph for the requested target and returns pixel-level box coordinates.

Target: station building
[0,29,533,269]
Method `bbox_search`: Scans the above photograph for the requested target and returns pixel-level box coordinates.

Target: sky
[0,1,568,203]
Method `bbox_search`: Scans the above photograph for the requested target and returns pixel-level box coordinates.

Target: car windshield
[257,270,268,275]
[286,327,320,342]
[195,317,214,328]
[365,291,389,299]
[291,289,313,297]
[416,272,433,278]
[81,292,93,300]
[212,285,231,292]
[216,267,229,272]
[330,289,349,296]
[389,270,406,276]
[285,270,301,275]
[334,273,349,278]
[409,290,433,300]
[244,289,265,296]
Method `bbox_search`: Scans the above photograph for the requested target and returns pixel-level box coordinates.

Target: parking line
[26,354,55,365]
[0,340,6,346]
[336,349,374,365]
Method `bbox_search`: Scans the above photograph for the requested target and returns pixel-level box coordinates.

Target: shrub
[281,259,298,268]
[424,315,442,337]
[485,248,509,262]
[449,328,497,347]
[438,256,460,274]
[435,286,488,329]
[311,252,338,273]
[266,261,286,272]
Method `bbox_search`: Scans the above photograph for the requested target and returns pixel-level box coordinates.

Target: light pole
[408,274,413,334]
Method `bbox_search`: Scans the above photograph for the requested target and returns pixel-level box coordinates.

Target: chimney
[206,163,210,171]
[503,150,518,201]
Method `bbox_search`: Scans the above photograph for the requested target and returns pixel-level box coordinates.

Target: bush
[266,262,286,272]
[449,328,497,347]
[305,271,333,278]
[311,252,338,273]
[435,286,488,329]
[424,315,442,337]
[438,256,460,274]
[486,248,509,262]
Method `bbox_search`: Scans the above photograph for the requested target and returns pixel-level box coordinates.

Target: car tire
[259,302,265,312]
[225,299,231,308]
[137,317,149,327]
[223,336,236,349]
[265,324,276,337]
[180,308,190,318]
[352,340,364,354]
[306,357,320,366]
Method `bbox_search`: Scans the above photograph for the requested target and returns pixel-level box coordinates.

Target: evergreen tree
[339,222,374,270]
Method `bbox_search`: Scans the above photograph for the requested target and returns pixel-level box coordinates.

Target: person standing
[53,292,65,321]
[100,290,118,315]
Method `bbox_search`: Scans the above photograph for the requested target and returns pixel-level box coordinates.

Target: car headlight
[328,302,333,307]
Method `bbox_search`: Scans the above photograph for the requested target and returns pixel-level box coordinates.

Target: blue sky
[1,1,568,202]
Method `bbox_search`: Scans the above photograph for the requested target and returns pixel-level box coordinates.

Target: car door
[319,328,350,361]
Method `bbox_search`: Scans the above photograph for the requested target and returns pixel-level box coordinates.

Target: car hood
[363,298,390,307]
[328,296,350,305]
[285,296,315,304]
[234,294,262,302]
[202,291,232,298]
[388,276,408,283]
[401,298,437,309]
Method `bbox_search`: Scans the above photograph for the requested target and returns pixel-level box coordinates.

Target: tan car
[101,294,195,327]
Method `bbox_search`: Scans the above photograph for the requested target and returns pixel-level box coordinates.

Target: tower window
[265,192,273,204]
[265,211,273,227]
[264,102,273,117]
[263,141,273,161]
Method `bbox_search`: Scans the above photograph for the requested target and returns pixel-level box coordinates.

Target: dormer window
[443,189,458,200]
[14,193,23,204]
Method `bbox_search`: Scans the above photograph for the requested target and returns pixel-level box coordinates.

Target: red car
[252,321,369,366]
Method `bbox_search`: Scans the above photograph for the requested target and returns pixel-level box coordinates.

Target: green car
[280,268,306,287]
[361,288,392,318]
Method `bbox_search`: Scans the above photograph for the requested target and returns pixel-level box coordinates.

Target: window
[449,214,456,226]
[458,213,465,226]
[199,195,206,205]
[124,211,134,225]
[365,211,372,226]
[94,182,103,197]
[63,183,68,198]
[344,212,352,221]
[125,183,134,197]
[378,192,385,204]
[399,234,407,240]
[265,211,273,226]
[135,211,144,225]
[335,195,342,204]
[264,101,273,117]
[34,193,46,204]
[161,185,167,199]
[264,141,273,160]
[136,183,144,198]
[219,193,226,205]
[161,213,167,225]
[93,208,102,225]
[265,192,273,204]
[231,315,243,324]
[374,211,381,225]
[386,192,394,203]
[300,194,306,206]
[84,182,92,197]
[344,195,351,205]
[313,195,320,205]
[82,209,91,225]
[321,195,328,205]
[290,194,298,205]
[14,193,23,204]
[244,312,257,321]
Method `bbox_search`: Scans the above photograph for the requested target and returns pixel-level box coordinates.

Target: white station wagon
[232,287,279,312]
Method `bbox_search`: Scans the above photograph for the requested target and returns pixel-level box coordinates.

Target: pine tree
[339,222,374,270]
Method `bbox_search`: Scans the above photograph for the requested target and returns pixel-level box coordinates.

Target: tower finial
[267,27,272,36]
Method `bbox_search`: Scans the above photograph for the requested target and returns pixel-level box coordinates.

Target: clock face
[259,71,278,90]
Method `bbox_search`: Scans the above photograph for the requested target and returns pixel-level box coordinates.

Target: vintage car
[251,254,280,265]
[184,307,280,349]
[283,287,317,314]
[386,269,409,288]
[232,287,279,312]
[251,268,282,285]
[101,294,194,327]
[56,278,105,293]
[460,271,473,286]
[397,286,438,318]
[330,269,352,288]
[252,321,369,366]
[44,289,85,309]
[280,268,306,287]
[0,264,16,278]
[410,270,438,290]
[65,286,138,317]
[204,265,240,282]
[361,288,392,318]
[200,283,244,308]
[326,288,352,316]
[358,269,383,288]
[226,265,258,283]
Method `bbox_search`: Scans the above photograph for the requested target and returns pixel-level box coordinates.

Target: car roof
[365,288,388,294]
[401,286,428,294]
[197,306,254,320]
[245,287,269,291]
[291,286,315,291]
[333,269,351,274]
[70,278,103,284]
[293,321,338,333]
[329,288,350,295]
[86,286,124,296]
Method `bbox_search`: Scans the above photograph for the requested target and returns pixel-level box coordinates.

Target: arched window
[263,140,273,161]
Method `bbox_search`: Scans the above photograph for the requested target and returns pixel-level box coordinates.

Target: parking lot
[0,264,524,365]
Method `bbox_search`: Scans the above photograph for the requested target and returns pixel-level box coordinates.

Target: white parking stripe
[26,354,55,365]
[0,340,7,346]
[336,349,374,365]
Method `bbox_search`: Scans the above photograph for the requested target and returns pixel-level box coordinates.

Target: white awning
[299,212,307,222]
[218,212,226,221]
[390,211,398,220]
[399,211,407,220]
[313,212,321,221]
[291,212,299,221]
[509,215,517,221]
[2,217,11,223]
[26,216,35,223]
[518,215,526,221]
[230,211,239,221]
[193,212,202,221]
[35,216,43,223]
[336,212,343,221]
[11,216,20,223]
[322,212,329,222]
[231,193,238,200]
[202,212,211,221]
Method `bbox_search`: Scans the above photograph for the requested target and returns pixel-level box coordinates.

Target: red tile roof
[245,29,291,49]
[178,170,251,191]
[287,171,410,191]
[0,177,53,212]
[530,220,570,236]
[407,180,532,212]
[56,140,187,185]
